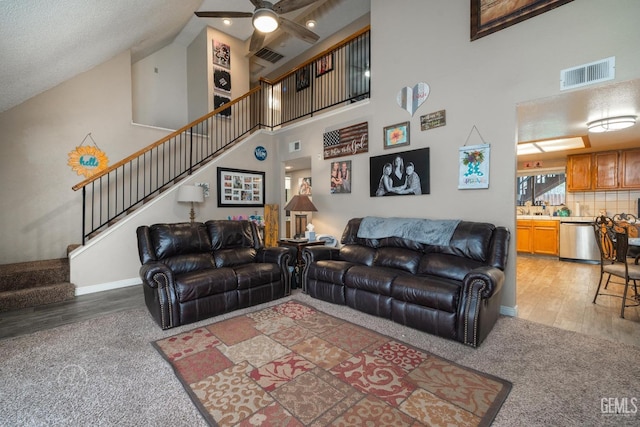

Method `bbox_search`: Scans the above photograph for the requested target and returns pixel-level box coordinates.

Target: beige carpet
[1,291,639,426]
[153,300,511,426]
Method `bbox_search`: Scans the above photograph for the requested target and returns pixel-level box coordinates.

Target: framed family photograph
[470,0,573,41]
[295,66,310,91]
[370,147,430,197]
[217,167,265,207]
[315,53,334,77]
[383,122,410,149]
[330,160,351,194]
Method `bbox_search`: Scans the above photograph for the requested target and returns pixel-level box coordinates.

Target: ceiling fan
[195,0,321,52]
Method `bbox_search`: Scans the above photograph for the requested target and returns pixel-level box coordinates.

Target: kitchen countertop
[516,215,596,222]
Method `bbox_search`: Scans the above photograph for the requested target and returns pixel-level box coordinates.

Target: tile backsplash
[566,190,640,217]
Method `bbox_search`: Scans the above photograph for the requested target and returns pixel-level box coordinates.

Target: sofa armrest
[139,262,180,330]
[462,266,504,299]
[302,246,341,263]
[458,266,505,347]
[255,246,290,266]
[140,262,175,289]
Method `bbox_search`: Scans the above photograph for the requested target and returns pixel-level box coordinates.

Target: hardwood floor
[1,256,639,347]
[517,254,640,347]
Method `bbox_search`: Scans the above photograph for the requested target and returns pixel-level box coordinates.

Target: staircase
[0,258,75,312]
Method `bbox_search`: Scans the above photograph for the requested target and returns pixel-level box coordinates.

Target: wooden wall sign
[420,110,446,131]
[322,122,368,160]
[68,137,109,178]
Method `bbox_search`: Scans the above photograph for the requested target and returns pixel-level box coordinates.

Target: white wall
[0,51,171,264]
[273,0,640,312]
[70,130,279,291]
[132,43,188,130]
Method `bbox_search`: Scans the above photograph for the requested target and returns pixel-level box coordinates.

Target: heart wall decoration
[397,82,430,116]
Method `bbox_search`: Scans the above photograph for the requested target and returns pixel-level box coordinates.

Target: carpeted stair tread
[0,282,75,312]
[0,258,69,292]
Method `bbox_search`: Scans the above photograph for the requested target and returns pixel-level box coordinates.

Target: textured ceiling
[0,0,370,114]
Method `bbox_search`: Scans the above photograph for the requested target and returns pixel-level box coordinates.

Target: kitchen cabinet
[566,154,592,191]
[567,148,640,191]
[620,148,640,189]
[517,219,558,256]
[593,151,618,190]
[516,220,533,253]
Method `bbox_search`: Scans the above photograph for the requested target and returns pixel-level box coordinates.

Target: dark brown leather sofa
[137,220,290,329]
[302,218,510,347]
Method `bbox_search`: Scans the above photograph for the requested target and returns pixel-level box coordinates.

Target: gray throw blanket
[357,217,461,246]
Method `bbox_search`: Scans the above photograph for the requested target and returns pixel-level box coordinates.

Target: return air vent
[254,47,284,64]
[560,57,615,91]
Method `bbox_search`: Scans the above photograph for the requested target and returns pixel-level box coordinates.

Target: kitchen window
[517,172,566,206]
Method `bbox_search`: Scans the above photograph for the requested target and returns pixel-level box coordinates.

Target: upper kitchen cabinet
[620,148,640,189]
[566,153,592,191]
[567,148,640,191]
[593,151,618,190]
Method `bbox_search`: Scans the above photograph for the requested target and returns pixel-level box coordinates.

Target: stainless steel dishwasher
[559,221,600,263]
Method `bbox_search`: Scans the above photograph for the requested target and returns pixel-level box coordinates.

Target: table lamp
[177,185,204,223]
[283,195,317,238]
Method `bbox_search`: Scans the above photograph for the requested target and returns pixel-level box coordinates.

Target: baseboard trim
[500,305,518,317]
[75,278,141,296]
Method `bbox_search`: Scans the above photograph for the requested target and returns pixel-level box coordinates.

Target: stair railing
[72,27,370,244]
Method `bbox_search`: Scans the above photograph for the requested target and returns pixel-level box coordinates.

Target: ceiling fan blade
[272,0,317,14]
[279,17,320,44]
[194,11,254,18]
[249,30,266,52]
[250,0,266,8]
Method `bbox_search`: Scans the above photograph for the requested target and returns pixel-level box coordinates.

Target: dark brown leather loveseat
[302,217,510,347]
[137,220,290,329]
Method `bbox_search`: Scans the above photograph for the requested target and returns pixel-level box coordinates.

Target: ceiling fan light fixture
[587,115,636,133]
[253,8,279,33]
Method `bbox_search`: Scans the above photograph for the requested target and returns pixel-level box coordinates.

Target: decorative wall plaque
[420,110,446,131]
[322,122,369,160]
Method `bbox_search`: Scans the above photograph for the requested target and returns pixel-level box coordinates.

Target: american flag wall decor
[322,122,369,160]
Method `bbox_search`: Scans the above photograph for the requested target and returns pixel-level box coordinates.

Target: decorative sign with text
[68,133,109,178]
[322,122,369,160]
[420,110,446,131]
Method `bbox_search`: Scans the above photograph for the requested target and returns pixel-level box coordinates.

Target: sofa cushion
[164,253,216,275]
[345,265,403,296]
[307,260,355,285]
[340,245,376,266]
[446,221,495,262]
[418,253,484,281]
[234,263,281,289]
[150,223,211,260]
[374,247,421,274]
[175,268,237,303]
[214,247,256,268]
[206,220,254,250]
[391,275,460,313]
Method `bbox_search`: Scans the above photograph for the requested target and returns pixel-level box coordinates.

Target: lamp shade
[284,195,317,212]
[177,185,204,203]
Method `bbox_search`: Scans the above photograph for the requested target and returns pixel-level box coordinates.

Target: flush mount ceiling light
[587,116,637,133]
[253,8,279,33]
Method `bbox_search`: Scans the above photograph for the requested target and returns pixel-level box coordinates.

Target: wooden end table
[278,240,325,292]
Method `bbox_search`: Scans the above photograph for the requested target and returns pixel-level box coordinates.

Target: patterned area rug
[153,301,511,426]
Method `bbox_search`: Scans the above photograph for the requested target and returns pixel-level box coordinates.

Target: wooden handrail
[259,25,370,85]
[72,86,262,191]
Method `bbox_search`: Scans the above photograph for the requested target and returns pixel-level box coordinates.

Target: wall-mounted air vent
[560,56,615,91]
[255,47,284,64]
[289,140,301,152]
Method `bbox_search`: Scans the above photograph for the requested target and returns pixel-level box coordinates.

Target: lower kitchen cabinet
[517,219,559,256]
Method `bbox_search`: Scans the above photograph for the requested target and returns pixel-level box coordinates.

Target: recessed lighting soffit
[517,136,589,156]
[587,115,637,133]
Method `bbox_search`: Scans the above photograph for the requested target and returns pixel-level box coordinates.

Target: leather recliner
[137,220,290,329]
[302,218,510,347]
